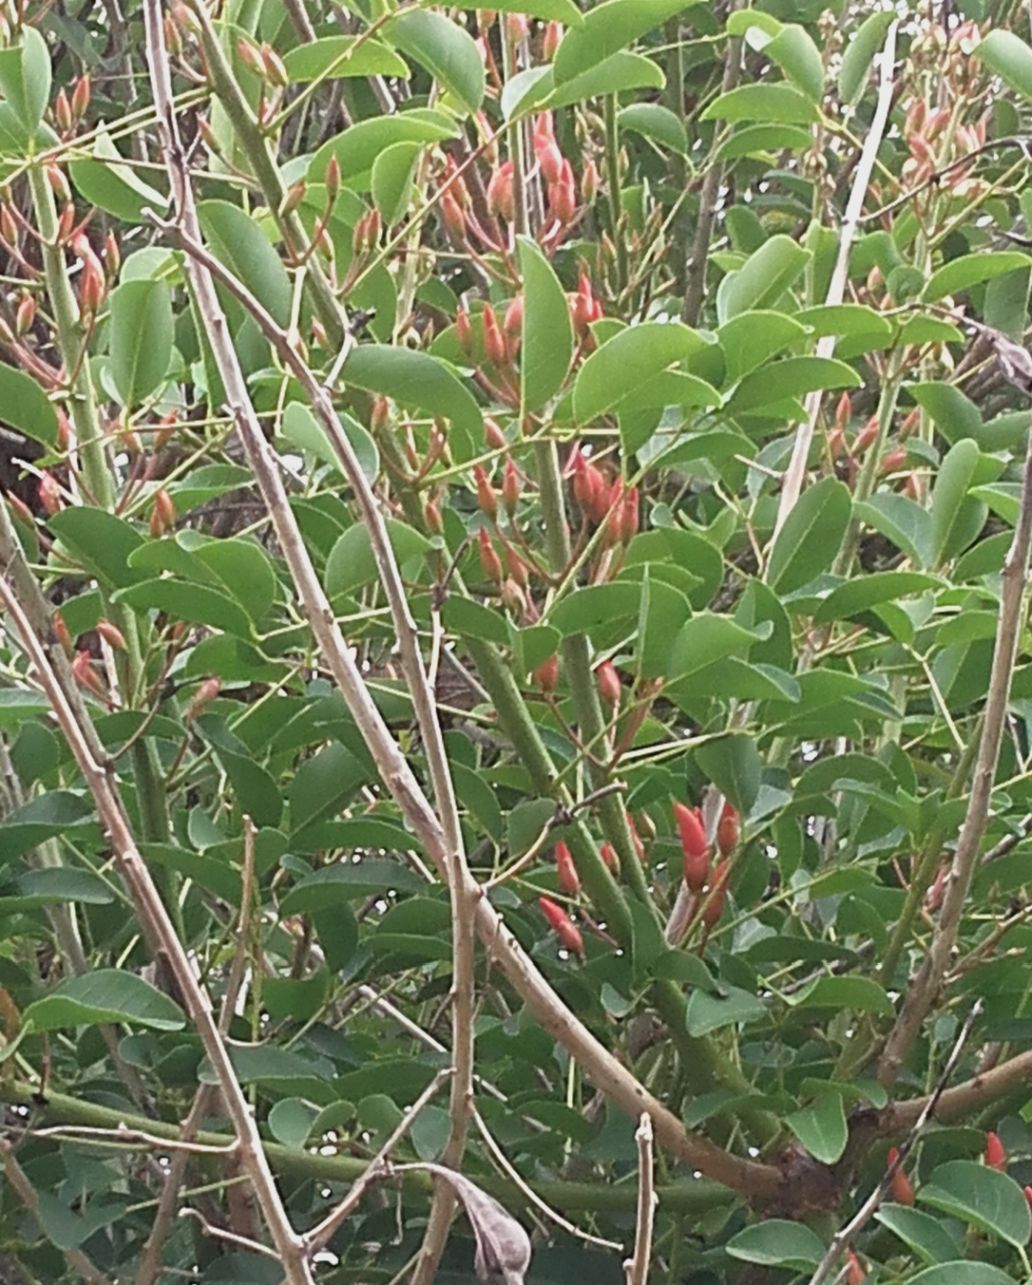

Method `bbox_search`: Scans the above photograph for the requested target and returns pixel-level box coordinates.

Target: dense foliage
[4,0,1032,1282]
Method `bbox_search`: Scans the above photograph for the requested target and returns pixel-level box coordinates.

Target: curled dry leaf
[406,1163,531,1283]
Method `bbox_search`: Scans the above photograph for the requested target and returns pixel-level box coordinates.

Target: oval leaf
[109,279,173,407]
[518,236,573,411]
[24,970,185,1033]
[767,478,851,593]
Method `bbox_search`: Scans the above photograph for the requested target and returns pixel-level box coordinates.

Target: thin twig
[179,1208,279,1259]
[624,1114,657,1285]
[878,383,1032,1088]
[305,1070,453,1253]
[0,1140,113,1285]
[808,1000,982,1285]
[772,21,898,540]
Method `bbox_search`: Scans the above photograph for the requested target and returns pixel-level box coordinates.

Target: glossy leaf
[573,322,706,421]
[385,10,485,114]
[727,1221,825,1269]
[766,478,851,592]
[976,29,1032,100]
[702,83,819,125]
[553,0,700,83]
[283,36,409,82]
[919,1161,1031,1248]
[24,971,185,1033]
[0,364,59,447]
[109,279,173,407]
[519,237,573,411]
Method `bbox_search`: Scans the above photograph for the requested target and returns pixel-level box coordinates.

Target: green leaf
[931,439,980,566]
[268,1099,320,1149]
[797,303,893,340]
[909,381,983,444]
[109,280,173,407]
[726,1221,826,1269]
[838,11,895,106]
[385,11,484,114]
[114,578,253,637]
[343,345,481,455]
[875,1204,961,1265]
[325,519,430,597]
[310,110,459,185]
[725,356,861,416]
[553,0,699,83]
[766,478,851,593]
[715,122,813,161]
[573,322,706,421]
[919,1160,1032,1248]
[548,51,666,109]
[199,199,292,327]
[0,868,113,913]
[717,236,811,322]
[686,983,765,1036]
[281,402,379,484]
[761,25,824,102]
[856,493,933,566]
[282,36,409,82]
[667,615,769,681]
[0,364,59,447]
[519,237,573,411]
[371,141,422,226]
[617,102,687,153]
[550,582,641,638]
[0,792,92,860]
[0,27,50,135]
[0,691,51,726]
[813,572,942,624]
[718,310,809,383]
[906,1266,1018,1285]
[785,1092,847,1164]
[69,125,169,223]
[790,975,893,1015]
[456,0,583,19]
[924,251,1032,302]
[976,29,1032,101]
[280,861,425,915]
[49,508,145,589]
[702,83,819,125]
[695,734,761,814]
[24,970,185,1033]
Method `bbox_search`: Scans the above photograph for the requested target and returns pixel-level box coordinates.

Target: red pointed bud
[550,178,576,227]
[503,294,523,338]
[599,841,618,874]
[537,139,564,185]
[854,415,879,454]
[538,896,584,957]
[52,610,73,654]
[104,230,120,274]
[846,1251,865,1285]
[424,498,443,535]
[455,307,474,357]
[154,411,179,452]
[484,417,507,452]
[54,89,72,133]
[46,165,70,203]
[834,391,852,432]
[474,464,498,521]
[260,42,289,88]
[56,202,75,245]
[702,858,731,927]
[555,841,579,896]
[887,1148,915,1206]
[504,544,528,588]
[279,180,306,219]
[370,395,390,433]
[542,21,562,60]
[627,811,647,864]
[325,155,342,203]
[534,654,559,693]
[675,802,710,891]
[477,528,502,581]
[506,13,530,42]
[236,37,267,79]
[15,293,35,335]
[0,204,17,247]
[717,802,739,858]
[188,676,221,719]
[78,257,105,317]
[985,1131,1007,1171]
[1024,1186,1032,1215]
[37,471,63,516]
[95,619,127,651]
[71,74,91,120]
[72,648,104,696]
[619,486,640,541]
[487,160,515,222]
[502,457,520,518]
[482,303,507,367]
[500,576,528,618]
[6,493,34,526]
[150,488,176,537]
[881,447,907,476]
[595,659,621,707]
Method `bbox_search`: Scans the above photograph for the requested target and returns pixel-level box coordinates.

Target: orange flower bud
[503,294,523,338]
[6,493,34,526]
[78,256,105,317]
[881,447,907,475]
[188,676,221,718]
[506,13,530,41]
[54,89,72,133]
[595,659,621,707]
[441,190,466,239]
[482,303,507,367]
[150,488,176,537]
[52,610,73,654]
[536,138,564,185]
[72,648,104,697]
[455,307,474,357]
[716,802,739,858]
[104,230,120,274]
[424,498,443,535]
[533,654,559,693]
[985,1131,1007,1171]
[370,395,390,433]
[674,802,710,891]
[236,37,267,79]
[502,457,520,518]
[71,74,91,120]
[37,471,63,516]
[474,464,498,521]
[487,160,515,223]
[261,42,289,88]
[627,810,647,863]
[702,858,731,927]
[478,527,502,581]
[484,417,507,452]
[500,575,528,618]
[95,619,127,651]
[279,180,306,218]
[581,157,600,205]
[846,1251,865,1285]
[555,841,579,895]
[550,178,576,227]
[542,21,562,60]
[15,293,35,335]
[886,1148,915,1206]
[46,165,70,203]
[538,895,584,957]
[325,155,342,203]
[599,841,618,873]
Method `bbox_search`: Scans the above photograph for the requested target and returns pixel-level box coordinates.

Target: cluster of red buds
[567,446,639,546]
[828,395,923,497]
[674,799,739,929]
[236,37,290,129]
[53,74,90,135]
[902,94,987,194]
[533,113,577,229]
[570,268,604,343]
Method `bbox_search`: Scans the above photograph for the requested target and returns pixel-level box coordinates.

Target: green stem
[6,1080,733,1215]
[603,95,627,290]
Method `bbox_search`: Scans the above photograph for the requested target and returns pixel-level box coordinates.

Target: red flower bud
[478,528,502,581]
[503,294,523,339]
[717,802,739,858]
[595,659,621,707]
[538,896,583,958]
[325,155,342,203]
[46,165,70,203]
[72,648,104,697]
[95,619,127,652]
[627,810,647,863]
[71,74,91,120]
[15,293,35,335]
[881,447,907,476]
[487,160,515,222]
[261,42,289,88]
[537,138,564,185]
[702,858,731,927]
[6,493,34,526]
[502,457,520,518]
[534,654,559,692]
[846,1251,865,1285]
[188,676,221,718]
[855,415,879,454]
[985,1131,1007,1171]
[835,391,852,432]
[500,576,528,619]
[506,13,530,41]
[550,179,576,227]
[1024,1185,1032,1215]
[886,1148,915,1206]
[150,488,176,537]
[542,21,562,60]
[674,802,710,892]
[455,307,474,357]
[474,464,498,521]
[504,543,528,587]
[442,190,466,239]
[236,37,267,79]
[54,89,72,133]
[52,611,72,654]
[37,471,63,516]
[484,417,507,452]
[424,498,443,535]
[482,303,507,367]
[555,841,579,896]
[599,841,618,874]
